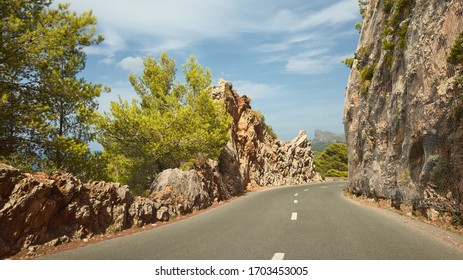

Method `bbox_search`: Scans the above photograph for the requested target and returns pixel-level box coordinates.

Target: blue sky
[60,0,361,141]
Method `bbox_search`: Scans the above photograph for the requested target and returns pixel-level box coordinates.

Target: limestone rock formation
[343,0,463,219]
[213,79,319,188]
[0,163,165,258]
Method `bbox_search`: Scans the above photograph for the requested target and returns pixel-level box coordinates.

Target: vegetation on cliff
[449,31,463,90]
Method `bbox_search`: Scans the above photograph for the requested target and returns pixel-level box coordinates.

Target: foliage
[355,22,363,33]
[325,169,348,178]
[314,143,348,178]
[341,57,354,69]
[98,53,232,191]
[382,0,414,45]
[354,46,370,68]
[0,0,107,178]
[358,0,369,19]
[448,31,463,122]
[360,64,376,95]
[381,39,396,51]
[448,32,463,65]
[378,0,414,70]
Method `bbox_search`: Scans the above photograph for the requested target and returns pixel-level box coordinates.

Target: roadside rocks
[0,164,166,259]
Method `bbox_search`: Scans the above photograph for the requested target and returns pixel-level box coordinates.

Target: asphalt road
[41,182,463,259]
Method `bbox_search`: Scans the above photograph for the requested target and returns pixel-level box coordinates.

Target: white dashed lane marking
[304,189,309,191]
[294,200,298,204]
[271,253,285,260]
[291,212,298,221]
[294,193,299,196]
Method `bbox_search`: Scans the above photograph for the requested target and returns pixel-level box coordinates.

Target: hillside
[311,129,346,152]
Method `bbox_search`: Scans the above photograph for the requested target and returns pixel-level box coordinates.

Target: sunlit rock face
[344,0,463,216]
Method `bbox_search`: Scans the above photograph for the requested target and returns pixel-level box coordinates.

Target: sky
[58,0,361,141]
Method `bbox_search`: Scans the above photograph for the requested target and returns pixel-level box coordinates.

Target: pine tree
[0,0,107,179]
[98,53,231,192]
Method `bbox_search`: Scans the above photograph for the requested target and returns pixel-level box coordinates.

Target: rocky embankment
[0,80,318,258]
[0,164,167,258]
[344,0,463,222]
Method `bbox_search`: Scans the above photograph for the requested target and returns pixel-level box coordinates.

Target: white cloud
[284,53,348,75]
[285,58,333,75]
[117,56,144,73]
[232,80,285,100]
[99,55,115,65]
[61,0,359,54]
[291,0,359,31]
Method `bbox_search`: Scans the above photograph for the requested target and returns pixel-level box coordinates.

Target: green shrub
[382,39,396,51]
[314,143,348,177]
[448,32,463,65]
[342,57,354,69]
[360,64,376,95]
[325,169,348,178]
[358,0,369,19]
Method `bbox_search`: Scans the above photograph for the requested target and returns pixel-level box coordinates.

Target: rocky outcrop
[212,79,319,187]
[343,0,463,220]
[151,80,319,216]
[0,163,167,258]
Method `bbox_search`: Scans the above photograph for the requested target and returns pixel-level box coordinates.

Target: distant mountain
[311,129,346,152]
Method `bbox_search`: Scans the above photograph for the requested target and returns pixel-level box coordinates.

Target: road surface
[41,182,463,259]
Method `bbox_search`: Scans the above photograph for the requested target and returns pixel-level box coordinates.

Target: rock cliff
[344,0,463,220]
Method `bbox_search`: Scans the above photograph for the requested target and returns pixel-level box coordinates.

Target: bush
[360,64,376,95]
[314,143,348,177]
[325,169,348,178]
[448,32,463,65]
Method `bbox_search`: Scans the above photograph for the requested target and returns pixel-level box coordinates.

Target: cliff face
[344,0,463,217]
